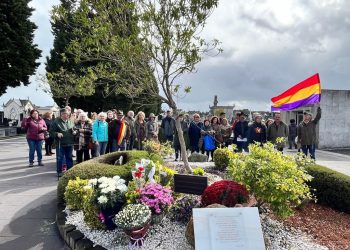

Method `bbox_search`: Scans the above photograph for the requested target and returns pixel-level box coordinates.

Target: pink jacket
[21,117,47,141]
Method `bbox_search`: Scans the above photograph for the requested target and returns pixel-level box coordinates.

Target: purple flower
[137,183,174,214]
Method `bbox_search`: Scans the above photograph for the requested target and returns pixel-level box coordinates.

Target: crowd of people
[21,105,321,177]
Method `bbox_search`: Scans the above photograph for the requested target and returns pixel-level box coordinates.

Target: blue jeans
[302,144,316,159]
[127,135,134,150]
[111,139,126,152]
[27,139,43,163]
[95,141,108,156]
[56,145,73,173]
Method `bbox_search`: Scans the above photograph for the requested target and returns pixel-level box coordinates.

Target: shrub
[228,143,313,218]
[188,152,208,162]
[201,180,249,207]
[213,148,234,170]
[192,167,205,176]
[64,177,92,210]
[82,193,105,230]
[143,140,174,157]
[306,164,350,213]
[57,151,162,203]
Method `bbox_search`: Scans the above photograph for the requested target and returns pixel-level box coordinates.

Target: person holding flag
[298,108,322,159]
[271,73,322,158]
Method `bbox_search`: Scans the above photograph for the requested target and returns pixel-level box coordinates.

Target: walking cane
[57,138,61,180]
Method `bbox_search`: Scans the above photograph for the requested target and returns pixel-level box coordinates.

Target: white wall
[4,101,22,120]
[318,90,350,148]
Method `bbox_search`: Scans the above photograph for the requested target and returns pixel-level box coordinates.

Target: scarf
[117,120,126,145]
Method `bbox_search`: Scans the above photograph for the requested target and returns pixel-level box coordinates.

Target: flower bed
[57,148,337,250]
[64,206,327,250]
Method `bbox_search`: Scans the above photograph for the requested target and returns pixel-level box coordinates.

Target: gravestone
[174,174,208,195]
[193,207,265,250]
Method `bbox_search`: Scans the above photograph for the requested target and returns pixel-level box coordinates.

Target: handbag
[88,139,95,150]
[203,135,216,151]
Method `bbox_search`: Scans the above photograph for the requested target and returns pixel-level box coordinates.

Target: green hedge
[306,164,350,213]
[57,151,163,203]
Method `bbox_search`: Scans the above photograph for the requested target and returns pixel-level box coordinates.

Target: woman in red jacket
[21,109,47,167]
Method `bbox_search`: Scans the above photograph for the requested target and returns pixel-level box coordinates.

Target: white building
[2,98,59,127]
[280,89,350,149]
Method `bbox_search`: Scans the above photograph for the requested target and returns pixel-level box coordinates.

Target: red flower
[138,167,145,171]
[135,171,142,178]
[201,180,249,207]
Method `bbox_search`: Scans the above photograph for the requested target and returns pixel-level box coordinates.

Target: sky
[1,0,349,111]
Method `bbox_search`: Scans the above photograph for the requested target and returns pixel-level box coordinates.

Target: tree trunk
[173,109,192,173]
[65,97,69,107]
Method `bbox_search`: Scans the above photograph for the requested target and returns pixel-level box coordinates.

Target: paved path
[286,149,350,176]
[0,137,68,250]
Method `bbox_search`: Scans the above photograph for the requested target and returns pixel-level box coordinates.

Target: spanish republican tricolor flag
[271,74,321,111]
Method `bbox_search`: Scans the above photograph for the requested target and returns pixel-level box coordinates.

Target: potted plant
[114,204,152,247]
[137,183,174,224]
[85,176,128,230]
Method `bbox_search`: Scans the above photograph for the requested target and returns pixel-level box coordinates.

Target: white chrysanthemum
[112,176,121,181]
[83,185,92,190]
[97,176,109,183]
[88,178,98,186]
[97,195,108,204]
[105,186,116,193]
[118,185,128,193]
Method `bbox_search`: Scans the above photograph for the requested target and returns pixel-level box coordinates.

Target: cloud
[2,0,350,112]
[175,0,350,111]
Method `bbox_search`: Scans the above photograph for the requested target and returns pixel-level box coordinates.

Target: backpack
[203,135,215,151]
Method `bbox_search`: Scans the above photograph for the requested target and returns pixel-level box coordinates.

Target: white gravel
[65,208,327,250]
[65,209,193,250]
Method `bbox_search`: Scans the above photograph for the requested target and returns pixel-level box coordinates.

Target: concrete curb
[56,203,107,250]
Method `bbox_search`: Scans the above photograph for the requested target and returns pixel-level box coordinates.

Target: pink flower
[97,211,105,222]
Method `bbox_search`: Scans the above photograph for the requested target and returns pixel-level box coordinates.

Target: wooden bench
[174,174,208,195]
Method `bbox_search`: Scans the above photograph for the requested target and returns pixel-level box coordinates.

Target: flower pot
[100,201,124,230]
[151,213,165,225]
[124,223,150,247]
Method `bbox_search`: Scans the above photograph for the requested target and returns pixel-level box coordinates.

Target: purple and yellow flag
[271,74,321,111]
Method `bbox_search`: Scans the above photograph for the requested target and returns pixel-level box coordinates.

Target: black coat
[248,122,267,144]
[288,123,297,138]
[234,120,249,139]
[173,121,189,149]
[188,121,203,148]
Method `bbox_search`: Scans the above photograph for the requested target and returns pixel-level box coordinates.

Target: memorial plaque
[193,207,265,250]
[173,174,208,195]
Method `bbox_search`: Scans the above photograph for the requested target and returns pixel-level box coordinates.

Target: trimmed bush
[64,177,92,210]
[213,148,234,170]
[57,151,163,203]
[306,164,350,213]
[228,143,313,218]
[201,180,249,207]
[82,194,105,230]
[192,167,205,176]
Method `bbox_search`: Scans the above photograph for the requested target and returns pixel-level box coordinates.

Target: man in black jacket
[288,119,298,149]
[248,114,267,146]
[234,113,249,152]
